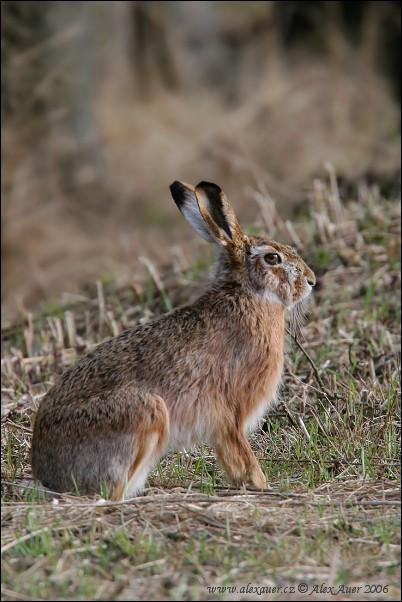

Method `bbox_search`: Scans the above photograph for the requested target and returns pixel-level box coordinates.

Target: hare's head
[170,181,315,308]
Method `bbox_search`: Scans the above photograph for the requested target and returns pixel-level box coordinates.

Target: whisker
[288,297,312,341]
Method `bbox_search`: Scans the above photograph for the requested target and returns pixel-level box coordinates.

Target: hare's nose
[306,272,316,287]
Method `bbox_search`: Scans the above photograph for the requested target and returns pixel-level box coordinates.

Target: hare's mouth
[290,281,314,308]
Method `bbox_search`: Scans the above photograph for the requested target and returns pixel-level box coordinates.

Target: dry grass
[1,174,401,600]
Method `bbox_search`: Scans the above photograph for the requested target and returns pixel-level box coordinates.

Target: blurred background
[2,0,401,325]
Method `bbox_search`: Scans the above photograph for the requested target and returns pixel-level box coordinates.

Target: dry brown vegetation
[2,1,401,323]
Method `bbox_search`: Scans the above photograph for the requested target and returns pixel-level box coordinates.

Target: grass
[1,177,401,601]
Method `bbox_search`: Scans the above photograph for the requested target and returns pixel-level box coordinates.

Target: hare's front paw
[249,467,268,490]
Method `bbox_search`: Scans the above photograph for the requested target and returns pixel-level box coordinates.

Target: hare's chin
[262,291,283,306]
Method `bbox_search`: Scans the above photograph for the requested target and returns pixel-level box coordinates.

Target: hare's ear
[194,181,244,249]
[170,181,216,243]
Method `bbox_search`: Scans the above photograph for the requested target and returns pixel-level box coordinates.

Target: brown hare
[31,181,316,500]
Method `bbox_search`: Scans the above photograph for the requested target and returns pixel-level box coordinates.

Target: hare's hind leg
[213,425,267,490]
[32,387,170,500]
[112,394,169,501]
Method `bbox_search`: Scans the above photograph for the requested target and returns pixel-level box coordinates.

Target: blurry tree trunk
[218,2,277,105]
[48,1,111,219]
[2,1,114,223]
[129,1,179,98]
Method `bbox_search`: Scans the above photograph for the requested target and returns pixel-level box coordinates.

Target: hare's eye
[264,252,281,265]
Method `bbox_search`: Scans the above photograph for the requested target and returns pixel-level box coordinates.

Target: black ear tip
[169,180,182,194]
[169,181,186,204]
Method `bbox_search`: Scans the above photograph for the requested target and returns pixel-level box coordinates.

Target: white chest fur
[245,367,283,434]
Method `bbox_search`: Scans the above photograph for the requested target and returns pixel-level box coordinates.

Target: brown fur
[31,181,315,498]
